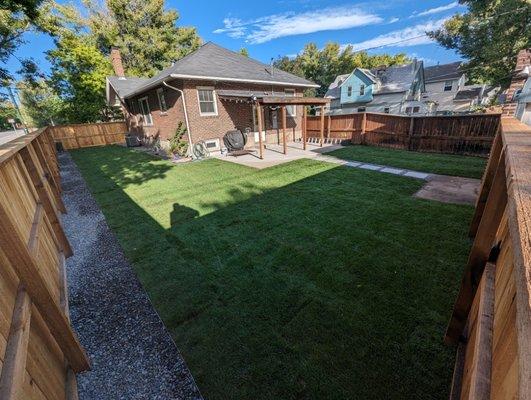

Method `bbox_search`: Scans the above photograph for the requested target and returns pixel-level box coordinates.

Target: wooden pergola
[255,96,331,159]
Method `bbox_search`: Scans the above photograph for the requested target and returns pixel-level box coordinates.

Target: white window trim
[138,96,153,126]
[156,88,168,113]
[196,86,218,116]
[285,89,296,117]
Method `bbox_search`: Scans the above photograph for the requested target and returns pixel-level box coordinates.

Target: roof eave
[169,73,320,88]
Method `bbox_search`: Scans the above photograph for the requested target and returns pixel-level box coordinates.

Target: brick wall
[503,49,531,116]
[118,79,305,148]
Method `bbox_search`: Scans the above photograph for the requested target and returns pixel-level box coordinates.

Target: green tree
[275,42,410,96]
[239,47,249,57]
[17,79,65,126]
[0,98,18,129]
[87,0,202,76]
[428,0,531,86]
[0,0,45,82]
[47,34,115,122]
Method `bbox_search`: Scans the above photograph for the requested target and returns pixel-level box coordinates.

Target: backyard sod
[71,145,474,400]
[327,145,487,179]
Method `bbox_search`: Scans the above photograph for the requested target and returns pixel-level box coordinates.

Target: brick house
[502,48,531,122]
[106,42,318,153]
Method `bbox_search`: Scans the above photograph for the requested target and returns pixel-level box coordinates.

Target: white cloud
[213,18,246,38]
[213,7,383,44]
[389,17,400,23]
[415,2,459,17]
[343,18,448,51]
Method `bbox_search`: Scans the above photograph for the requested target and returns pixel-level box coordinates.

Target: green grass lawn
[71,146,474,400]
[327,145,487,179]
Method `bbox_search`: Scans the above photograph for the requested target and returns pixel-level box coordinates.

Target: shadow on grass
[70,145,474,400]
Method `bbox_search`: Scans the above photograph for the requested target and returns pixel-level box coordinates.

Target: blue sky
[6,0,465,78]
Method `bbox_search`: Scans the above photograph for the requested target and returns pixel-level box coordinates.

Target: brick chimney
[110,47,125,77]
[502,49,531,116]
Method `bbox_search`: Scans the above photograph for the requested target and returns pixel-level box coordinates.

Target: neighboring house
[504,48,531,124]
[515,69,531,125]
[325,61,427,115]
[106,42,318,152]
[424,62,498,114]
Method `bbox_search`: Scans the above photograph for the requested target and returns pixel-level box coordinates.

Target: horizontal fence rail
[446,117,531,400]
[50,121,127,150]
[0,128,89,399]
[306,112,501,156]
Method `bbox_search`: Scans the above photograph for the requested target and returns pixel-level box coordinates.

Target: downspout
[162,80,194,156]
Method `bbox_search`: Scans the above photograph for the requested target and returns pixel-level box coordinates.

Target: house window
[357,107,366,112]
[157,88,168,112]
[360,84,365,96]
[413,106,420,113]
[197,87,218,116]
[444,80,453,91]
[405,107,413,114]
[347,86,352,96]
[138,97,153,126]
[285,89,296,116]
[384,107,390,114]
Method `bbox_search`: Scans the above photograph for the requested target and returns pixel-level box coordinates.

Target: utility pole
[7,85,28,134]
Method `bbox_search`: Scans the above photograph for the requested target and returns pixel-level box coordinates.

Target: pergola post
[302,106,307,150]
[320,106,325,147]
[282,106,287,155]
[256,102,264,159]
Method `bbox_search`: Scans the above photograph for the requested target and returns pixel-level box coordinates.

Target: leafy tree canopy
[0,98,18,129]
[428,0,531,87]
[17,79,65,126]
[275,42,410,96]
[17,0,201,123]
[76,0,202,77]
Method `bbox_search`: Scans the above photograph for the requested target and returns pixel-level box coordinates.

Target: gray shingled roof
[425,62,463,83]
[108,42,318,99]
[372,63,420,94]
[325,62,421,98]
[454,86,482,101]
[107,76,149,98]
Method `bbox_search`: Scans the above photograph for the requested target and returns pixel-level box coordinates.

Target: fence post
[408,117,414,150]
[361,112,367,145]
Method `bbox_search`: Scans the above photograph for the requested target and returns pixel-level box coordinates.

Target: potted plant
[168,122,189,160]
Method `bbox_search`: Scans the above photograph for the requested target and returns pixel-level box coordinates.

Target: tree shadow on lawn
[70,146,474,400]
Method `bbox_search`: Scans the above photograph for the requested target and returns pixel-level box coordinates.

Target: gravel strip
[59,152,203,400]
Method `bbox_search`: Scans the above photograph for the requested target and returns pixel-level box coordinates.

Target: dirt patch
[414,175,480,205]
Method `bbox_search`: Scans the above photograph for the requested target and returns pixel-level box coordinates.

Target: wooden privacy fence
[306,112,501,156]
[445,117,531,400]
[50,121,127,150]
[0,128,89,399]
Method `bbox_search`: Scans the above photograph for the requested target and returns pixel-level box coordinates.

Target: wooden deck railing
[50,121,127,150]
[445,117,531,400]
[0,127,89,399]
[306,112,501,156]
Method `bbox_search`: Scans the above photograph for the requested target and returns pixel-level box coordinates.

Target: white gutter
[169,73,320,88]
[162,80,194,157]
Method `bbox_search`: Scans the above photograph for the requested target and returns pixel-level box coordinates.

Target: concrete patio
[214,141,343,169]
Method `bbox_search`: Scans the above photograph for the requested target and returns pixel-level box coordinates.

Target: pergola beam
[259,97,330,106]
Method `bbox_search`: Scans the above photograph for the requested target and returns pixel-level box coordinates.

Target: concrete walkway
[60,152,202,400]
[216,143,480,205]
